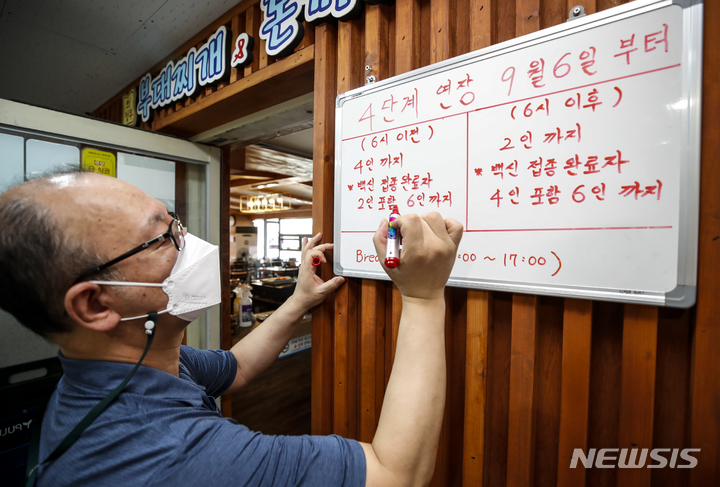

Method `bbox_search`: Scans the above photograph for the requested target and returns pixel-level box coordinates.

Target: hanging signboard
[121,88,138,127]
[333,0,703,307]
[136,26,230,123]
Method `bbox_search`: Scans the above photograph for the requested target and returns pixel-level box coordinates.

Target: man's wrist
[399,295,447,326]
[400,294,446,309]
[283,294,312,318]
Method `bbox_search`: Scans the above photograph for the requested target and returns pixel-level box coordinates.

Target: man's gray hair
[0,171,120,338]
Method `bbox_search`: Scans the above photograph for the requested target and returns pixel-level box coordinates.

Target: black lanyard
[25,313,158,487]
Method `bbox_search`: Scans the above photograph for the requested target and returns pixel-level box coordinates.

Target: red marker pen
[385,205,401,269]
[311,256,322,266]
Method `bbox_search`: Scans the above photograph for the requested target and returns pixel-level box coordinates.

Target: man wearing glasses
[0,171,462,487]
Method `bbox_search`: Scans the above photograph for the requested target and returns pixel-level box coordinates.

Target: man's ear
[64,282,120,332]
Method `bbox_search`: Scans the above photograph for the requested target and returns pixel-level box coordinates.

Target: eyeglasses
[74,213,185,284]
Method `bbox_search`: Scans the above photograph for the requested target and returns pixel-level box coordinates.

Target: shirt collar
[57,350,205,397]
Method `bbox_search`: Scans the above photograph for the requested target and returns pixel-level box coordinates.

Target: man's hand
[373,212,463,300]
[289,232,345,310]
[228,233,343,393]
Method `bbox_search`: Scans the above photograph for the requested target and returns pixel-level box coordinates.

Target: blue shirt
[37,346,366,486]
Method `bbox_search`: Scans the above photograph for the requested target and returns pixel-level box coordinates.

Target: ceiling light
[252,182,279,189]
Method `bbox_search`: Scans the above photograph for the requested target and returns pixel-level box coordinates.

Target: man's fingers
[372,219,388,262]
[303,233,322,251]
[308,251,327,266]
[302,234,331,263]
[317,276,346,295]
[421,212,449,239]
[309,243,334,254]
[390,213,424,243]
[445,218,464,247]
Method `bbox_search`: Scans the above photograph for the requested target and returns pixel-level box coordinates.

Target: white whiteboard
[334,0,703,307]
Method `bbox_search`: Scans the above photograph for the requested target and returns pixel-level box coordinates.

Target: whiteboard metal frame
[334,0,703,307]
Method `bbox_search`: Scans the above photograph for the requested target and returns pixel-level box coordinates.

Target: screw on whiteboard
[567,5,586,21]
[366,75,376,85]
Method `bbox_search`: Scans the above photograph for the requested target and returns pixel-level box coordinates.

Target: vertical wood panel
[298,20,316,50]
[230,14,242,83]
[419,0,431,68]
[259,38,269,69]
[455,0,470,56]
[365,4,390,83]
[541,0,566,30]
[257,9,269,71]
[244,4,261,77]
[448,288,468,487]
[338,16,365,94]
[652,308,692,487]
[690,0,720,483]
[463,290,492,486]
[469,0,494,51]
[617,304,658,487]
[359,279,385,442]
[506,294,539,487]
[586,302,623,487]
[333,278,358,438]
[395,0,421,75]
[515,0,538,37]
[485,292,512,487]
[429,0,455,63]
[497,0,515,44]
[533,297,564,487]
[387,7,397,79]
[557,299,593,487]
[311,22,338,437]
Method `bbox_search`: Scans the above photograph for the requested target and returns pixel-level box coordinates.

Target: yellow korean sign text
[81,148,116,177]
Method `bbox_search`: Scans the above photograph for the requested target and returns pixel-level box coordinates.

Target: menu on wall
[334,1,702,306]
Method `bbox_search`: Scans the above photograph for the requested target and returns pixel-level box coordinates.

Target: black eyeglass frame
[74,213,185,284]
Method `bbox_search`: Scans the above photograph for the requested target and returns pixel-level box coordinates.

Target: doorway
[192,97,316,435]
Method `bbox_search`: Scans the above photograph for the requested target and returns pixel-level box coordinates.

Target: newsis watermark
[570,448,700,469]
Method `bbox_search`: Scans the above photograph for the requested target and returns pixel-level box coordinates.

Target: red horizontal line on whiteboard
[341,63,681,142]
[343,226,673,234]
[465,226,673,232]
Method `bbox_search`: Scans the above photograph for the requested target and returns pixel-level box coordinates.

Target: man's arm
[225,233,344,392]
[362,212,463,487]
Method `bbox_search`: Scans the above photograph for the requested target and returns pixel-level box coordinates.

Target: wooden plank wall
[312,1,720,486]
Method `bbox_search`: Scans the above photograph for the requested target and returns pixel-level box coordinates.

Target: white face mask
[89,233,222,323]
